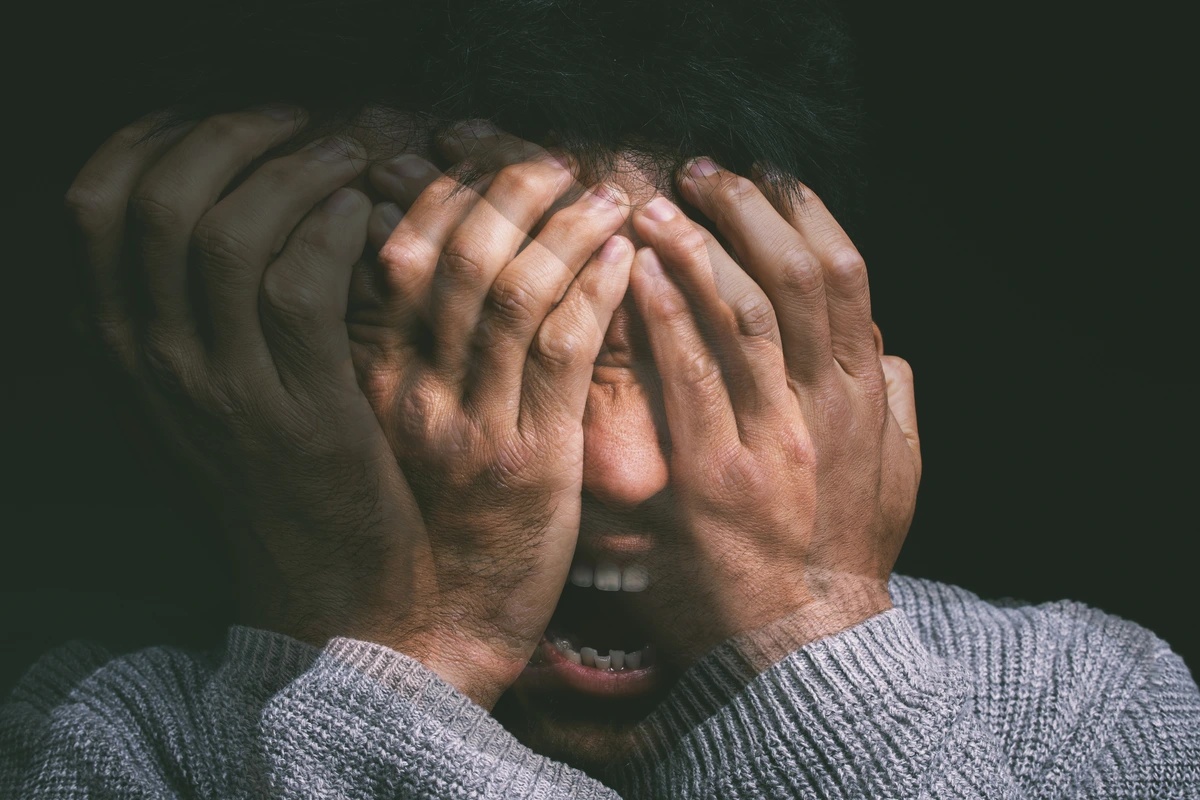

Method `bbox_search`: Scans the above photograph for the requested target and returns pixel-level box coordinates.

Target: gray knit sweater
[2,575,1197,798]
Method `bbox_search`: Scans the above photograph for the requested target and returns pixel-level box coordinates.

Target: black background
[3,2,1196,694]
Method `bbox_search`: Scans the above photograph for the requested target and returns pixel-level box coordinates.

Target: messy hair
[138,0,864,217]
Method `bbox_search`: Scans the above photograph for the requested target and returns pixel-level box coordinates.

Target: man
[3,1,1198,797]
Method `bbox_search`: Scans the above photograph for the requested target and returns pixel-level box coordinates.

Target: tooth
[594,562,621,591]
[594,654,611,670]
[610,650,625,669]
[624,649,642,669]
[569,563,594,588]
[580,647,597,667]
[621,565,649,592]
[553,638,582,665]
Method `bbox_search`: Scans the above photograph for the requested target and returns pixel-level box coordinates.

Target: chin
[492,684,663,780]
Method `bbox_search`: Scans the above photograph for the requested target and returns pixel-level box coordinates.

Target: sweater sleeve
[0,628,620,799]
[610,607,1200,799]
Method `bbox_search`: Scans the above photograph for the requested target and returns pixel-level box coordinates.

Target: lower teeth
[553,639,651,671]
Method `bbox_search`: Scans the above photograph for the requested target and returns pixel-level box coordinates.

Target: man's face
[339,111,717,775]
[486,165,699,777]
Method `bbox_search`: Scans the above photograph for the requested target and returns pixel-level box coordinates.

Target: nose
[581,379,670,509]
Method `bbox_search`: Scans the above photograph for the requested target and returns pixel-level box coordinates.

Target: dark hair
[132,0,864,218]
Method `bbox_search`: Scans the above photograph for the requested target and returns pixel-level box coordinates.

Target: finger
[193,134,365,361]
[368,153,444,212]
[631,198,791,424]
[370,157,486,335]
[435,121,587,238]
[520,235,633,431]
[260,188,372,394]
[130,108,307,334]
[674,159,835,386]
[753,168,878,380]
[427,156,578,383]
[435,119,556,174]
[695,226,782,351]
[367,202,404,253]
[881,355,920,461]
[64,113,195,361]
[469,182,629,410]
[629,246,739,457]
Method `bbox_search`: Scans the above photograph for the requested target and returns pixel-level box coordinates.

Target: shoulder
[888,573,1183,682]
[888,574,1199,789]
[1,639,220,793]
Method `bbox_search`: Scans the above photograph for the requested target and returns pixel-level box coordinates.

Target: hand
[624,160,921,666]
[65,107,448,684]
[346,126,635,707]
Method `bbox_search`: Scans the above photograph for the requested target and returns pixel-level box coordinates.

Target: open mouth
[519,560,663,697]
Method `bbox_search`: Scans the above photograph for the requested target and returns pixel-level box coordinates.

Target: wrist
[394,632,527,710]
[727,574,893,673]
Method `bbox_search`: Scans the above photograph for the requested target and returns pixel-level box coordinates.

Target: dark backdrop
[4,2,1196,694]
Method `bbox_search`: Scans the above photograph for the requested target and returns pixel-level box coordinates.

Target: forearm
[611,606,1200,799]
[1,629,620,799]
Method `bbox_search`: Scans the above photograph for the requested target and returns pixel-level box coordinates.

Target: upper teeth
[569,561,649,592]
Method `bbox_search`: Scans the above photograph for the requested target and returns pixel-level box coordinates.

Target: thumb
[881,355,920,474]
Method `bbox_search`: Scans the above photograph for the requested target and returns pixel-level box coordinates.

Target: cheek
[581,377,669,508]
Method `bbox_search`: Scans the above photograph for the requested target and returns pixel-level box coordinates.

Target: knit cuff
[223,627,614,796]
[222,626,323,697]
[622,609,968,789]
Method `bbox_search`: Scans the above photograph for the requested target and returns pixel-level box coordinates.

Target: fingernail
[687,157,720,180]
[386,154,435,179]
[639,248,665,277]
[309,136,364,162]
[644,197,677,222]
[379,202,403,230]
[597,236,628,263]
[324,188,359,215]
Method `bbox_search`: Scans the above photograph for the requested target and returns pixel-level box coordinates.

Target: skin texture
[360,126,921,770]
[65,110,921,766]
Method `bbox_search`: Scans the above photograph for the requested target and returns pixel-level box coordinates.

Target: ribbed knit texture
[2,575,1197,798]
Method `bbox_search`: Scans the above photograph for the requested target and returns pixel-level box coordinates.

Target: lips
[518,635,663,697]
[516,560,663,698]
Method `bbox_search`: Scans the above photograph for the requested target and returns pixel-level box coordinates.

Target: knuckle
[378,234,427,273]
[664,223,708,259]
[64,182,117,234]
[261,269,324,325]
[777,425,817,469]
[398,378,450,446]
[128,189,183,230]
[715,173,761,208]
[496,159,569,198]
[532,323,586,371]
[200,113,259,144]
[377,235,432,295]
[731,293,778,340]
[825,246,868,287]
[439,241,488,285]
[92,314,135,363]
[486,276,540,327]
[678,350,723,391]
[141,327,195,390]
[777,242,823,294]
